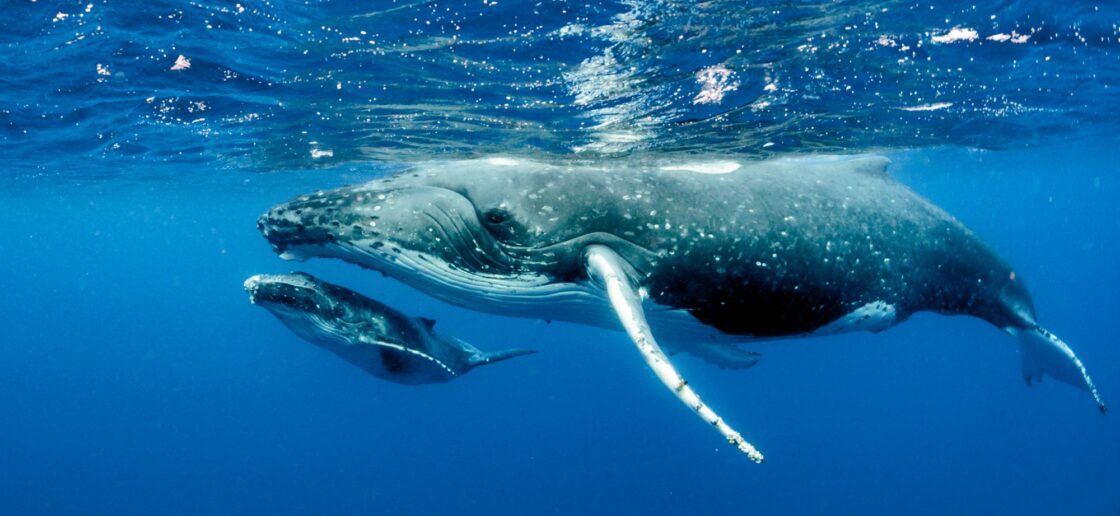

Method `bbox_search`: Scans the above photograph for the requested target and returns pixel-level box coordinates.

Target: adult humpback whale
[245,272,534,385]
[257,156,1104,461]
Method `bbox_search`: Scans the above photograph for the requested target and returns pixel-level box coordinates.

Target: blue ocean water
[1,1,1118,514]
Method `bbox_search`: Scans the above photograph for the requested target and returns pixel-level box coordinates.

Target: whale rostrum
[257,156,1105,460]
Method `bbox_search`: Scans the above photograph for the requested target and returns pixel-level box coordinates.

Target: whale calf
[245,272,534,385]
[257,156,1104,461]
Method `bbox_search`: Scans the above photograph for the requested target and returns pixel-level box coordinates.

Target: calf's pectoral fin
[466,347,537,369]
[583,245,765,463]
[448,337,537,371]
[1007,325,1106,413]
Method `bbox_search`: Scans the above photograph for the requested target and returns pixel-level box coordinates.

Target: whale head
[244,272,369,346]
[256,159,642,314]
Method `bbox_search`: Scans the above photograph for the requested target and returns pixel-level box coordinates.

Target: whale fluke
[1008,325,1106,413]
[584,245,765,463]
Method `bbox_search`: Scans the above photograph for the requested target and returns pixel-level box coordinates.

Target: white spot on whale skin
[813,301,897,336]
[660,161,742,175]
[931,27,979,44]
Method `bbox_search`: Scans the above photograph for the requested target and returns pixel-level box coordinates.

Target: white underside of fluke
[584,244,765,463]
[1006,325,1106,413]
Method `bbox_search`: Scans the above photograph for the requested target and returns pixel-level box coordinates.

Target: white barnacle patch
[660,161,741,175]
[813,301,897,336]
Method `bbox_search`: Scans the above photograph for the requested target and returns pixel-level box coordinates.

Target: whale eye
[480,207,525,242]
[483,208,512,225]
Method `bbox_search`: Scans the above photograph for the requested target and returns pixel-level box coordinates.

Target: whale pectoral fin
[583,245,765,462]
[467,348,537,369]
[679,344,761,370]
[448,336,537,370]
[1009,325,1106,413]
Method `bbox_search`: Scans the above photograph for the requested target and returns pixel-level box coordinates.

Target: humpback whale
[256,156,1104,461]
[245,272,534,385]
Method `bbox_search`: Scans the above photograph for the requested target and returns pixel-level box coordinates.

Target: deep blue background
[3,0,1120,513]
[0,142,1117,514]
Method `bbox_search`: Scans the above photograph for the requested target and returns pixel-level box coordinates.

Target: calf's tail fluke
[1007,325,1106,413]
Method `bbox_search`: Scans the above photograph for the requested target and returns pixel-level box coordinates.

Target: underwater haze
[2,1,1119,514]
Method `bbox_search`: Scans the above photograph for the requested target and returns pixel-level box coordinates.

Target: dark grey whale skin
[245,272,534,385]
[257,156,1036,339]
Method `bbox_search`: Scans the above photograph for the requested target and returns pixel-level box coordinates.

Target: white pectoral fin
[583,245,765,462]
[1008,325,1106,413]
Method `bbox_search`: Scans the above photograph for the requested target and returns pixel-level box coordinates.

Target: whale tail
[1006,325,1106,413]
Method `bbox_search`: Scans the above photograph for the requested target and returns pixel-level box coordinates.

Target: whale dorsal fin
[418,317,436,330]
[847,156,892,179]
[790,155,892,179]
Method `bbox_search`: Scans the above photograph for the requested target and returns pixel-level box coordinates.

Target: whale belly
[644,299,900,345]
